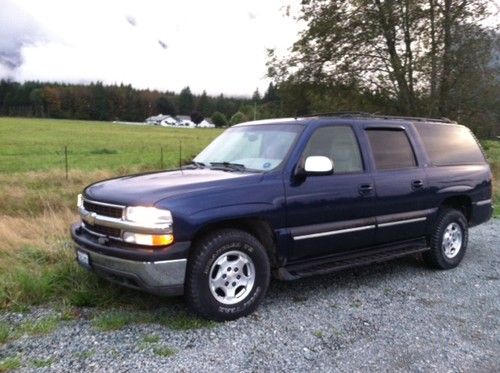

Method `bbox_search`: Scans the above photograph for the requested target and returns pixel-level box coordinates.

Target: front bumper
[71,223,188,296]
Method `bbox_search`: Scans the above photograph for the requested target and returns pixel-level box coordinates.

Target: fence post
[64,145,68,180]
[160,146,164,169]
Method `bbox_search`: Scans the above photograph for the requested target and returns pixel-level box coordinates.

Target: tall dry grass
[0,170,133,308]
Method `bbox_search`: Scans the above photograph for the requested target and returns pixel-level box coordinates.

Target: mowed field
[0,117,497,316]
[0,117,222,316]
[0,117,222,173]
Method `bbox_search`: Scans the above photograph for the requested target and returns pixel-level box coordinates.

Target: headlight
[123,206,174,246]
[124,206,172,225]
[77,194,83,208]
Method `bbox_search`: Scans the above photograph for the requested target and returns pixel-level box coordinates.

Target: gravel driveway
[1,219,499,372]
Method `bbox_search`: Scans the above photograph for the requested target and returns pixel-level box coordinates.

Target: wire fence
[2,142,206,176]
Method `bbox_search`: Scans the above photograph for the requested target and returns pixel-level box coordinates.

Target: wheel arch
[439,195,472,222]
[191,218,278,267]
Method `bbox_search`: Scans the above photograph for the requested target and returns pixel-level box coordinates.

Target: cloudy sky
[0,0,302,96]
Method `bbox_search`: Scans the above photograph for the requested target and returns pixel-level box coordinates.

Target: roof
[234,112,458,128]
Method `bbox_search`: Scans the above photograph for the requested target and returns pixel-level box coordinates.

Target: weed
[0,356,21,372]
[92,310,153,331]
[153,346,177,358]
[156,312,215,331]
[30,358,54,368]
[19,317,59,336]
[142,334,160,344]
[351,299,362,308]
[0,322,9,344]
[75,350,94,359]
[313,330,324,338]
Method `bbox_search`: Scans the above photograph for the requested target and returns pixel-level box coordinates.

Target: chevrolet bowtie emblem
[83,212,97,225]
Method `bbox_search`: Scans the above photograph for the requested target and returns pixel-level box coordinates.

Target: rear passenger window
[303,126,363,173]
[366,129,416,170]
[415,124,485,165]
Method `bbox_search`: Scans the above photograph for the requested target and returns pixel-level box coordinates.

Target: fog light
[123,232,174,246]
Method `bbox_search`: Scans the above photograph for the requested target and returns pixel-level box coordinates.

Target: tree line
[0,81,269,126]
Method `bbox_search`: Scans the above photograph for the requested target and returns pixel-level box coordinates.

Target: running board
[278,245,430,280]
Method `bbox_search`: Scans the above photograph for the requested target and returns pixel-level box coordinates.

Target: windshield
[194,124,302,171]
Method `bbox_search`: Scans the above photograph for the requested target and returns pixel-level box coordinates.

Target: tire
[423,208,468,270]
[185,229,271,321]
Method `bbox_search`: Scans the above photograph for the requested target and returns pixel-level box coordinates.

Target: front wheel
[185,229,270,321]
[423,208,468,270]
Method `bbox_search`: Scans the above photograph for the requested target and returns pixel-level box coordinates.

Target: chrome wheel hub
[442,222,463,259]
[208,250,256,305]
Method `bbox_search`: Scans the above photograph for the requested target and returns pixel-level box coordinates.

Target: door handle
[358,184,374,195]
[412,179,424,189]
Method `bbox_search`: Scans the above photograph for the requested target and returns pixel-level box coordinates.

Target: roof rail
[369,114,456,124]
[302,111,373,118]
[303,111,456,124]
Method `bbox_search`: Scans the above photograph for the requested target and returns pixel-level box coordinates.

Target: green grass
[142,334,160,344]
[0,117,221,312]
[313,330,324,338]
[18,317,59,336]
[92,310,214,332]
[0,322,9,344]
[92,310,147,331]
[0,357,21,372]
[30,358,54,368]
[156,312,215,331]
[153,346,177,358]
[0,117,222,173]
[75,350,94,359]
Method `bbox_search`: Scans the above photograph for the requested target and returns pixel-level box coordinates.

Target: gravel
[1,219,499,372]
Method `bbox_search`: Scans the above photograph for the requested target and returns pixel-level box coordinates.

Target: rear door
[363,125,430,245]
[285,124,376,261]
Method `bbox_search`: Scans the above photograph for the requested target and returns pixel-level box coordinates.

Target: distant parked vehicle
[159,116,178,126]
[71,113,493,321]
[145,114,172,125]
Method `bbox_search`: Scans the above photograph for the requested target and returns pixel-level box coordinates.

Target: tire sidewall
[434,210,468,268]
[190,232,270,319]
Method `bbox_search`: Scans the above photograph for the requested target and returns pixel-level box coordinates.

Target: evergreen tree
[178,86,194,115]
[155,96,176,115]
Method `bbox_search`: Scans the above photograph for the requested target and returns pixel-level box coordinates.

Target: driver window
[303,126,363,173]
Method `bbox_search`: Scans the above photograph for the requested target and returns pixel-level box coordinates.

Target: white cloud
[1,0,302,96]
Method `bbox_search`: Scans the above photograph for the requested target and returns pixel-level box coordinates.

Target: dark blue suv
[71,114,493,321]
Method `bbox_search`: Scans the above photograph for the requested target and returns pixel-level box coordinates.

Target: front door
[285,124,376,262]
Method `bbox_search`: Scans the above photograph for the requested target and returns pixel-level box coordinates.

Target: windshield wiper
[209,162,247,171]
[183,161,206,169]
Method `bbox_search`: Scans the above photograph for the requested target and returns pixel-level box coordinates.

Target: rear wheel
[185,229,270,321]
[423,208,468,269]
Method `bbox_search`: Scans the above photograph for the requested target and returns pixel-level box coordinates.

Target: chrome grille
[83,199,123,219]
[83,222,121,238]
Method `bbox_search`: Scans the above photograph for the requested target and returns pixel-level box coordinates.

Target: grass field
[0,117,222,318]
[0,117,497,318]
[0,117,222,173]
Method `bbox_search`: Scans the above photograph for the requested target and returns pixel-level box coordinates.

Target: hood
[84,169,262,206]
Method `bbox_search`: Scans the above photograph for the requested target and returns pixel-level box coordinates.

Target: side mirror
[304,156,334,175]
[294,156,334,180]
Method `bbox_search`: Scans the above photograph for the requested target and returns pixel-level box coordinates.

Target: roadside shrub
[229,112,248,126]
[211,112,228,127]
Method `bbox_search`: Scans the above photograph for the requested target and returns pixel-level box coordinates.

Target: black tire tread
[423,208,468,270]
[185,229,270,321]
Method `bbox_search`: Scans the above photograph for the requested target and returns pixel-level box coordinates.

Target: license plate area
[77,250,91,269]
